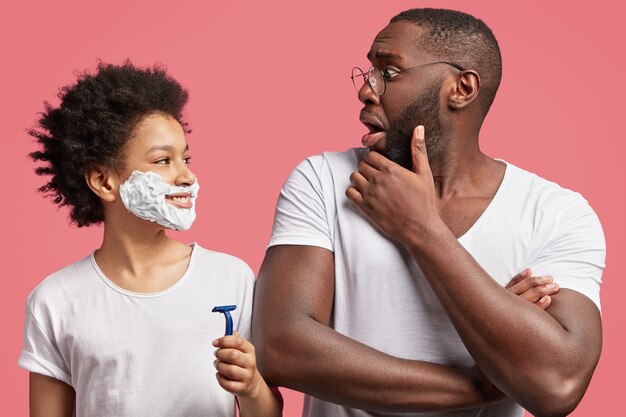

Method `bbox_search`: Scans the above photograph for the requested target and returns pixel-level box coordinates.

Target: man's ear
[85,165,117,203]
[447,70,481,110]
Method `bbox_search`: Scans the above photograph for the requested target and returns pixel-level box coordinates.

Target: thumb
[411,125,429,174]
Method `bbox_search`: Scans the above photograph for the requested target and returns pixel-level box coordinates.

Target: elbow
[253,324,293,387]
[524,375,588,417]
[514,340,599,417]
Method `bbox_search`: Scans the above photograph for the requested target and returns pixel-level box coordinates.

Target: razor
[212,305,237,336]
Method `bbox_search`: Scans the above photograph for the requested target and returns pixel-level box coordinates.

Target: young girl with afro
[18,61,282,417]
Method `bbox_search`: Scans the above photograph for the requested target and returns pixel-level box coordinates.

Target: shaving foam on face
[119,170,200,231]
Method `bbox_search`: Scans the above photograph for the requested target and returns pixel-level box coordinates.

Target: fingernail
[546,283,557,289]
[539,295,549,303]
[212,339,218,346]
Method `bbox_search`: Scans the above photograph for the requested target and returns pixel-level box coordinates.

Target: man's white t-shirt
[19,243,254,417]
[269,148,605,417]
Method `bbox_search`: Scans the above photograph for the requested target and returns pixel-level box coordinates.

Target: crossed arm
[253,245,498,413]
[398,227,601,416]
[253,245,561,413]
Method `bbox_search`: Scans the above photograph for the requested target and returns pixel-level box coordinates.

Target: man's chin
[381,142,413,169]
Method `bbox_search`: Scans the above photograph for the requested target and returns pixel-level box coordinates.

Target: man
[252,8,604,417]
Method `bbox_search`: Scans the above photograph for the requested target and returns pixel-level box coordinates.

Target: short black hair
[28,60,189,227]
[391,8,502,116]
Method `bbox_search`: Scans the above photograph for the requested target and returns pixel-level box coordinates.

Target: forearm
[256,316,501,413]
[237,381,282,417]
[405,222,598,415]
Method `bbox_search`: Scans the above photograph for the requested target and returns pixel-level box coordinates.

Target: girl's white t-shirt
[19,243,254,417]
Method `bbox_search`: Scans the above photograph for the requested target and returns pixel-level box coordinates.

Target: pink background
[1,1,624,415]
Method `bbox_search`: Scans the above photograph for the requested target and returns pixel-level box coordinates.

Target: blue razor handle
[212,305,237,336]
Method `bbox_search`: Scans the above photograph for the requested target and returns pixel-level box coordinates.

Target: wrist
[244,370,266,400]
[401,215,448,251]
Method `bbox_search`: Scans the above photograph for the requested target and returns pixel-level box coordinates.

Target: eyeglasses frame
[351,61,466,96]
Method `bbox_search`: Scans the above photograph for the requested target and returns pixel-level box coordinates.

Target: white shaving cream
[119,170,199,231]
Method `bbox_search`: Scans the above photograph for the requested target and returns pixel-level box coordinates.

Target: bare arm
[252,245,503,413]
[406,229,601,417]
[30,373,75,417]
[346,126,602,416]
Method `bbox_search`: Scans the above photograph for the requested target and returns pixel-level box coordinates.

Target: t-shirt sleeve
[18,300,72,386]
[268,157,333,251]
[529,194,605,312]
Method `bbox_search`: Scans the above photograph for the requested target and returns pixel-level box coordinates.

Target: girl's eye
[155,158,170,164]
[381,67,399,80]
[184,156,192,164]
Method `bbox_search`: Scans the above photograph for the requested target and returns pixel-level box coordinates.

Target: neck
[427,125,497,198]
[96,216,186,278]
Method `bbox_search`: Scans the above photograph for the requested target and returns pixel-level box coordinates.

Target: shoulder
[191,244,255,284]
[501,162,604,255]
[26,255,95,315]
[281,148,364,197]
[503,162,598,221]
[291,148,364,177]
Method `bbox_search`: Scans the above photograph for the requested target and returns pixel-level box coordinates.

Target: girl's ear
[85,165,118,202]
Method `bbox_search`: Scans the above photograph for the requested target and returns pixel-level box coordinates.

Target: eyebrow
[146,144,190,154]
[367,50,404,62]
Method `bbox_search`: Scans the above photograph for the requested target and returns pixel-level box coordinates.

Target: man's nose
[358,78,380,106]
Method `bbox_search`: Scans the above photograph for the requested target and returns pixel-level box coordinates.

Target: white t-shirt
[269,148,605,417]
[19,243,254,417]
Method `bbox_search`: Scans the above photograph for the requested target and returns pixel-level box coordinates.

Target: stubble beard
[382,79,444,170]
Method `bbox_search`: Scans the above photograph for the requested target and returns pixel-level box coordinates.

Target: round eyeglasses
[351,61,465,96]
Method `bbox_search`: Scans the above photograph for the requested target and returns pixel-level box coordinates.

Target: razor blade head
[212,305,237,336]
[212,305,237,313]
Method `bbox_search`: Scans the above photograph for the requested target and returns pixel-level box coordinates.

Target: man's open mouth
[360,112,387,148]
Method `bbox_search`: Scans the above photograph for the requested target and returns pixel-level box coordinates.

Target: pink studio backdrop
[1,1,624,415]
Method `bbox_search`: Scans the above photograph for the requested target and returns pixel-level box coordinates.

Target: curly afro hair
[28,60,189,227]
